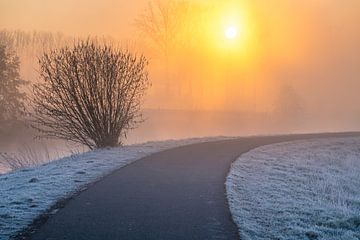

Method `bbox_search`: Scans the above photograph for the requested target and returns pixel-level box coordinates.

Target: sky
[0,0,148,38]
[1,0,360,117]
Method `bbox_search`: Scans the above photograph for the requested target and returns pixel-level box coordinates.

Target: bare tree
[0,42,26,127]
[31,40,150,149]
[135,0,203,98]
[274,84,302,120]
[136,0,194,59]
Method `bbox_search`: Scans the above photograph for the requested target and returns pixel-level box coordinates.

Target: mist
[1,0,360,149]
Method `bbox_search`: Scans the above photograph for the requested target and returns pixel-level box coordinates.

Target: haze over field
[1,1,360,238]
[1,0,360,147]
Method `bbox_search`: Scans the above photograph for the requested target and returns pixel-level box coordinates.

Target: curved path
[24,132,359,240]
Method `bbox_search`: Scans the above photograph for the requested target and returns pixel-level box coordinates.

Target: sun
[225,25,238,40]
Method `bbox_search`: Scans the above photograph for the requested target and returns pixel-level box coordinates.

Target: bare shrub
[0,144,53,171]
[0,142,87,172]
[31,40,150,149]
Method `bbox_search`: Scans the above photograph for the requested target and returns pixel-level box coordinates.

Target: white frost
[0,137,230,240]
[226,137,360,240]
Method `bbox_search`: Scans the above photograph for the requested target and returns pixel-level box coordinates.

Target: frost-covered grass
[226,137,360,240]
[0,137,231,240]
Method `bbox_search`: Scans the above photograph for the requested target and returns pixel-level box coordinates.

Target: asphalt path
[23,132,360,240]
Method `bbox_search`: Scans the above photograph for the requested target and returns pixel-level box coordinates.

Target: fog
[1,0,360,161]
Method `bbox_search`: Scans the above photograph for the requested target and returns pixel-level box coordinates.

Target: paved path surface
[25,132,359,240]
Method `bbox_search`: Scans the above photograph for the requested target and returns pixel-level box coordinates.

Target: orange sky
[0,0,149,38]
[1,0,360,114]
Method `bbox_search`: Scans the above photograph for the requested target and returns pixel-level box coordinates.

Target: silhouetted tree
[274,84,302,120]
[136,0,202,100]
[0,43,26,125]
[136,0,195,59]
[32,40,150,149]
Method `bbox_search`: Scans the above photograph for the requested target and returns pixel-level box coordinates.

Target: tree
[135,0,203,98]
[274,84,302,120]
[0,43,26,125]
[136,1,218,109]
[32,40,150,149]
[136,0,194,60]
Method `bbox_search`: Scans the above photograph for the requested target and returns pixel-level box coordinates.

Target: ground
[226,137,360,240]
[1,134,359,240]
[0,137,231,240]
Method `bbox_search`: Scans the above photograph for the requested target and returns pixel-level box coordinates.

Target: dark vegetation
[0,41,26,131]
[31,40,150,149]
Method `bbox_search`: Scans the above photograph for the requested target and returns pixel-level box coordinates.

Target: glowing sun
[225,25,238,40]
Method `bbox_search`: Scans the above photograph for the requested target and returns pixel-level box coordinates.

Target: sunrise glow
[1,1,360,239]
[225,25,238,40]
